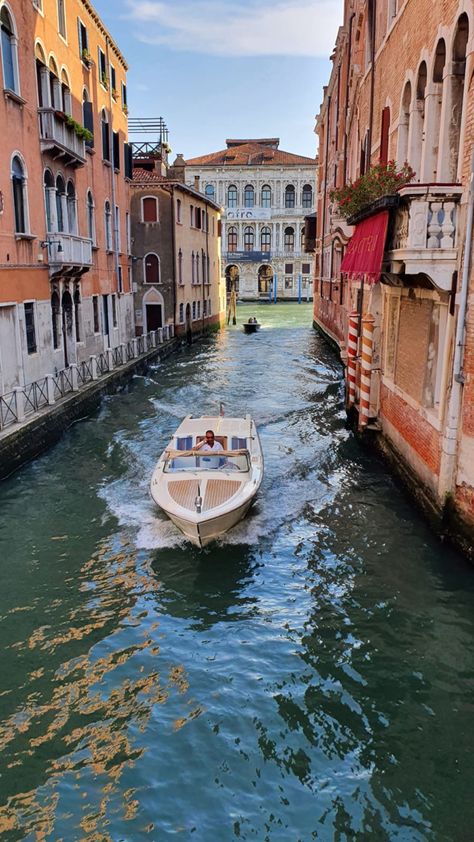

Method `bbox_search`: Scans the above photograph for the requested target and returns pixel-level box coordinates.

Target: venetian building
[130,146,225,339]
[314,0,474,549]
[186,139,316,301]
[0,0,134,399]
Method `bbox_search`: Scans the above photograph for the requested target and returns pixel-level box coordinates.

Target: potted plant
[112,88,118,100]
[330,160,415,222]
[101,72,108,89]
[81,48,92,67]
[122,104,129,115]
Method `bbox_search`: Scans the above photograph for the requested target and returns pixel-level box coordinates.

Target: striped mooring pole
[346,309,359,409]
[358,313,375,429]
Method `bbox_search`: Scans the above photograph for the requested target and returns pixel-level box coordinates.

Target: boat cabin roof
[173,415,252,439]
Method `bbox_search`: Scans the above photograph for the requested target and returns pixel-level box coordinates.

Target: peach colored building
[0,0,134,404]
[130,148,225,339]
[314,0,474,554]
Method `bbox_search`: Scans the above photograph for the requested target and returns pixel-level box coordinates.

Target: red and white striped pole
[359,313,375,429]
[346,310,359,409]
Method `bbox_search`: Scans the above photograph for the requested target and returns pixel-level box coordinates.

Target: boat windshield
[164,451,250,473]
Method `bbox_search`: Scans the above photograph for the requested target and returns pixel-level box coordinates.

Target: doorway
[258,264,273,296]
[146,303,163,331]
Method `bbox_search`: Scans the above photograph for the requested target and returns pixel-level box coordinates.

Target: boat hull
[243,323,260,334]
[166,496,255,547]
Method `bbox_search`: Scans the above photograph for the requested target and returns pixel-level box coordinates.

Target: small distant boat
[243,321,261,334]
[150,414,263,547]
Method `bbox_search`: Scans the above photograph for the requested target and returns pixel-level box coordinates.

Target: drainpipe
[344,14,355,183]
[319,94,331,297]
[105,36,121,346]
[170,185,177,335]
[367,0,376,164]
[439,145,474,498]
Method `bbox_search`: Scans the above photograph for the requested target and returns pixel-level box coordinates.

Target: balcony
[38,108,86,168]
[385,185,463,292]
[46,234,93,279]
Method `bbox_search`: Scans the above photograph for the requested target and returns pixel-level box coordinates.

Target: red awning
[340,210,389,282]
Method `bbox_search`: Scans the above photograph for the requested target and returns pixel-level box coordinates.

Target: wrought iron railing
[0,328,175,431]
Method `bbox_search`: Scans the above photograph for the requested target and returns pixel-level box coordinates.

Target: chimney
[194,175,200,191]
[168,153,186,183]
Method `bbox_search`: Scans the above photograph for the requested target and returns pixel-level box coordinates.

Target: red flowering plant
[329,161,415,220]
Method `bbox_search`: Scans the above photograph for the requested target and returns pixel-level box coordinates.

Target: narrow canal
[1,303,474,841]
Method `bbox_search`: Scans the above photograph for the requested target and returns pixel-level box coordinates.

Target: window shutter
[379,107,390,165]
[143,197,157,222]
[124,142,133,179]
[83,101,94,148]
[113,131,120,170]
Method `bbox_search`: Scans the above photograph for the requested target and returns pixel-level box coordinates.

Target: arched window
[261,226,271,252]
[144,253,160,284]
[397,81,411,167]
[44,169,54,232]
[66,181,76,234]
[261,185,271,208]
[191,251,195,283]
[55,174,65,232]
[244,226,254,251]
[410,62,427,181]
[285,185,295,208]
[74,286,81,342]
[104,200,112,250]
[205,184,215,199]
[142,196,158,222]
[12,155,27,233]
[445,15,469,181]
[61,68,71,114]
[302,184,313,208]
[1,6,19,94]
[101,108,110,161]
[244,185,254,208]
[48,57,60,110]
[82,89,94,149]
[179,302,184,323]
[379,107,391,165]
[227,226,237,252]
[178,249,183,284]
[35,43,47,106]
[176,198,181,222]
[86,190,95,243]
[227,185,237,208]
[426,39,446,182]
[284,226,295,252]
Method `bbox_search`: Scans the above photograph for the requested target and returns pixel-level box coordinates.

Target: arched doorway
[225,264,239,296]
[258,265,273,296]
[143,287,164,332]
[61,289,73,367]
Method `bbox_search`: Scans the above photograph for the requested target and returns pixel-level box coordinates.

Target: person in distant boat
[248,316,257,323]
[194,430,224,467]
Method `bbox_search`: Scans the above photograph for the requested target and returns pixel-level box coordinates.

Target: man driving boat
[193,430,224,467]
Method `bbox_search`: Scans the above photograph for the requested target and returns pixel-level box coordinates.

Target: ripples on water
[1,303,474,841]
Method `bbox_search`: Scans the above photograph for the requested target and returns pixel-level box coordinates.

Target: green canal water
[1,303,474,841]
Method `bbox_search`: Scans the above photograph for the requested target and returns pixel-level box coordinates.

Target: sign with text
[225,251,271,263]
[225,208,272,221]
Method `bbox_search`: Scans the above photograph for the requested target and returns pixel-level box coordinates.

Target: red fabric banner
[340,210,389,282]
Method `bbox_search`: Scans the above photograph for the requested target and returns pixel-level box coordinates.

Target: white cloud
[125,0,341,58]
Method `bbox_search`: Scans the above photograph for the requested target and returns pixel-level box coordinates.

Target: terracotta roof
[132,168,170,184]
[186,142,316,167]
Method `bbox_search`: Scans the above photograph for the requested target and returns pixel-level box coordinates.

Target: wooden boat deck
[168,478,242,512]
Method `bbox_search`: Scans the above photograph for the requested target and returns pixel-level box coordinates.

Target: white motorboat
[150,414,263,547]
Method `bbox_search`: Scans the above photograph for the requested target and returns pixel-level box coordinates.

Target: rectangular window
[113,131,120,170]
[124,142,133,179]
[195,208,201,229]
[192,301,196,320]
[121,81,127,110]
[57,0,66,38]
[190,205,194,227]
[197,301,201,318]
[98,48,107,87]
[93,295,100,332]
[115,205,121,252]
[143,197,158,223]
[302,263,311,274]
[126,212,131,253]
[284,277,294,290]
[285,263,293,274]
[118,265,123,294]
[110,65,117,96]
[179,303,184,323]
[177,198,181,222]
[78,18,88,58]
[83,101,94,148]
[24,303,37,354]
[112,294,117,327]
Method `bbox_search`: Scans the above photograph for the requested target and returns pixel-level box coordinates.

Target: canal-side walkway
[0,326,177,479]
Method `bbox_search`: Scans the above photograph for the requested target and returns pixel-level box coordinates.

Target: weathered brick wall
[394,298,432,403]
[380,384,441,476]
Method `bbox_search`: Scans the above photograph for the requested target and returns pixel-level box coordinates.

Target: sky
[92,0,341,161]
